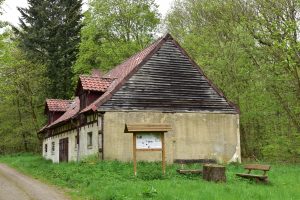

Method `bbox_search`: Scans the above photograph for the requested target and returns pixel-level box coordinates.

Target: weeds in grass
[142,186,158,198]
[0,154,299,200]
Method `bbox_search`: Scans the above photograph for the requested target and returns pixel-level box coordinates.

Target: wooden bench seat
[236,164,271,183]
[174,159,216,175]
[176,169,203,174]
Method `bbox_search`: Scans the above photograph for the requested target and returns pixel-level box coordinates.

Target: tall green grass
[0,153,299,200]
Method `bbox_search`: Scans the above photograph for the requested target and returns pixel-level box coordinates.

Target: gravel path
[0,164,70,200]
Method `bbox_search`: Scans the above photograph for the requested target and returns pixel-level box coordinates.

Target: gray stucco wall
[103,112,240,163]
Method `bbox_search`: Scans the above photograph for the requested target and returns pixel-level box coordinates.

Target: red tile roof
[47,97,80,129]
[46,99,73,112]
[79,76,113,92]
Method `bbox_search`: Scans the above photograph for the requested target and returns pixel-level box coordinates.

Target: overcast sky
[0,0,174,26]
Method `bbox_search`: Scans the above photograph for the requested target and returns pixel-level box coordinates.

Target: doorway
[59,138,69,162]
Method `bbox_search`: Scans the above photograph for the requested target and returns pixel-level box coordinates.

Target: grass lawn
[0,154,299,200]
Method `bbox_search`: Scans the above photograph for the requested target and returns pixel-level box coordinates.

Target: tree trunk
[203,164,226,182]
[16,90,28,152]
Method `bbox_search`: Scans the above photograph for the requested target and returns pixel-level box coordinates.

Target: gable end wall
[101,39,236,113]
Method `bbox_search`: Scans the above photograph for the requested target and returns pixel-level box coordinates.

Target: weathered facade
[39,33,240,163]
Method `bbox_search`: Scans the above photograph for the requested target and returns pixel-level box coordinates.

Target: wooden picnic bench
[236,164,271,183]
[174,159,216,175]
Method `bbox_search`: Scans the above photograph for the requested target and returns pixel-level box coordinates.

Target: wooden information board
[124,123,171,176]
[136,133,162,149]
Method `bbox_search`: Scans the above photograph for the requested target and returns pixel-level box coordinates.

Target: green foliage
[16,0,83,99]
[0,30,46,153]
[0,0,4,15]
[74,0,160,78]
[166,0,300,161]
[262,133,300,163]
[1,154,300,200]
[0,0,299,163]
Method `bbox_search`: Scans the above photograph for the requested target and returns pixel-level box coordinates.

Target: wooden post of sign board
[161,132,166,175]
[133,133,137,176]
[125,124,171,176]
[132,132,166,176]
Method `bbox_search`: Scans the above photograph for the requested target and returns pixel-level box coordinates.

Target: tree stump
[203,164,226,182]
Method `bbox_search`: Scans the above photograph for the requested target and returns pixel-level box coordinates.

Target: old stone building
[39,33,240,163]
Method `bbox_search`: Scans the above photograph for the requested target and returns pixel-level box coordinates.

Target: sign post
[161,132,165,175]
[133,133,137,176]
[124,124,171,176]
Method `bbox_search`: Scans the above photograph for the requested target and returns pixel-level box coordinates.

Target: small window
[98,130,102,149]
[51,142,55,155]
[44,144,48,153]
[87,132,92,148]
[75,135,78,150]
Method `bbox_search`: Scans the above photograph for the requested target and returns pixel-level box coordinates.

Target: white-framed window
[51,141,55,155]
[87,132,92,148]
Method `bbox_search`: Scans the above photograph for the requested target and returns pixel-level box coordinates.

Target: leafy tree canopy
[0,30,46,153]
[166,0,300,162]
[74,0,160,77]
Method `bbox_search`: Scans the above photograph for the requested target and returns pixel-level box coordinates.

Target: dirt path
[0,164,70,200]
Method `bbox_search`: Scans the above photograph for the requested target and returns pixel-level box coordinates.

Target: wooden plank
[174,159,217,164]
[136,149,162,152]
[244,164,271,171]
[125,123,172,133]
[176,169,202,174]
[59,138,69,163]
[236,173,268,179]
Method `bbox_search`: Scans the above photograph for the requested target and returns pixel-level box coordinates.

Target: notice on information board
[136,133,162,149]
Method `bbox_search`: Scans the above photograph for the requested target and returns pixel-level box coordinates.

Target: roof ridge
[104,34,170,79]
[79,75,114,80]
[46,98,73,101]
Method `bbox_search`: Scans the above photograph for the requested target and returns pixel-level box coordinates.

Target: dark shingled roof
[40,33,239,133]
[81,33,238,113]
[80,35,165,113]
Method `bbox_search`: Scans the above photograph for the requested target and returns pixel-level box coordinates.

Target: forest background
[0,0,299,163]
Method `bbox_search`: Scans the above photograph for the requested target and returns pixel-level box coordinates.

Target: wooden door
[59,138,69,162]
